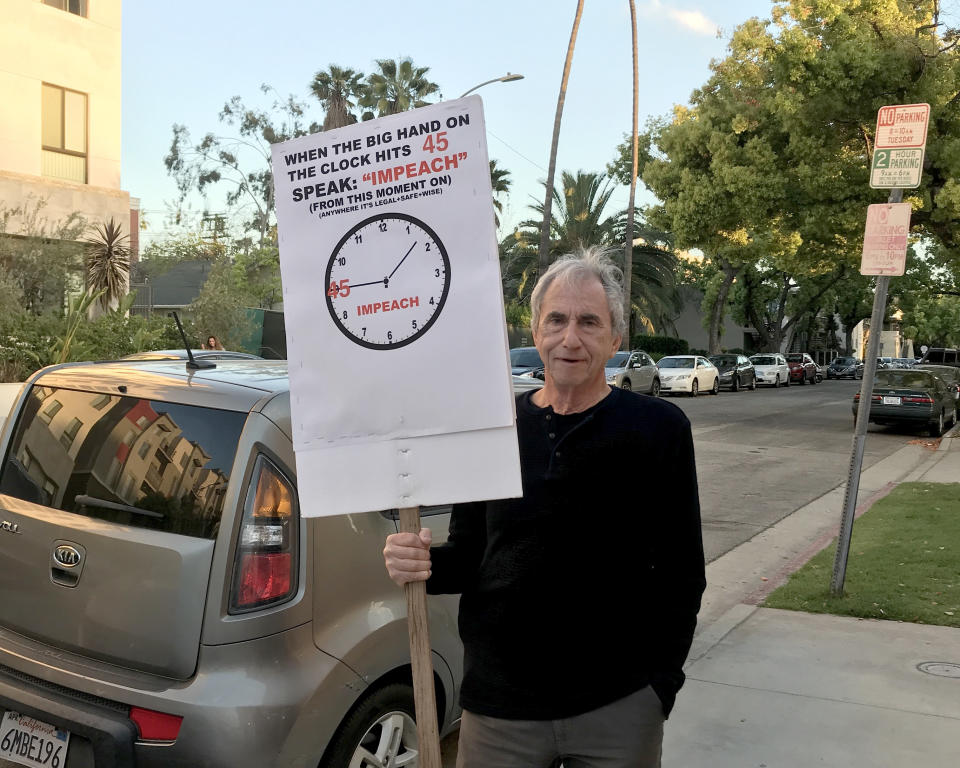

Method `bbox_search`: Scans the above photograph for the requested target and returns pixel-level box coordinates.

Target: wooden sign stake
[398,506,442,768]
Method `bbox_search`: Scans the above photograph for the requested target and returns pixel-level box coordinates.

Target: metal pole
[830,187,903,595]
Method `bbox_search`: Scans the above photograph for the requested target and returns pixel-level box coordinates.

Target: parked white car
[750,353,791,387]
[657,355,720,396]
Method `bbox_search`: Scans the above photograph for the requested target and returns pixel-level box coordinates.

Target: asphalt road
[665,377,928,563]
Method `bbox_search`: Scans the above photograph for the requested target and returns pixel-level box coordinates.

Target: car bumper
[852,403,937,425]
[0,623,362,768]
[659,380,692,393]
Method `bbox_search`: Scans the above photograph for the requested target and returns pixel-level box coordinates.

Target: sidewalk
[667,431,960,767]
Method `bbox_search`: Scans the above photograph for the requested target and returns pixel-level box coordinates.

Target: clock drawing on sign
[325,213,450,350]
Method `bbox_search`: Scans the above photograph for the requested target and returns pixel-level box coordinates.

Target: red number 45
[327,279,350,298]
[421,131,448,153]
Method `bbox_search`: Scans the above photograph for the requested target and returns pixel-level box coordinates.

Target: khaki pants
[456,686,665,768]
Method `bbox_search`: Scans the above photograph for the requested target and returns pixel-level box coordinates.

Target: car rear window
[751,356,777,365]
[875,371,934,389]
[510,348,543,367]
[0,386,247,538]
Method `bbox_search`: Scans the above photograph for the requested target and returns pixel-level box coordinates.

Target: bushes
[631,334,689,356]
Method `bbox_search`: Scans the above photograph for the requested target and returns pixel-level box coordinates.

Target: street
[668,378,922,562]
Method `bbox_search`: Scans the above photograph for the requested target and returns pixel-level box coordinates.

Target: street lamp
[460,73,524,98]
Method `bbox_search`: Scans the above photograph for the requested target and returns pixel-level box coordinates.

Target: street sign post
[860,202,912,276]
[834,104,929,595]
[870,103,929,189]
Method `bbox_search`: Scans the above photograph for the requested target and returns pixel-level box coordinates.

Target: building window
[91,394,112,410]
[39,400,63,424]
[60,417,83,450]
[41,83,87,184]
[43,0,87,17]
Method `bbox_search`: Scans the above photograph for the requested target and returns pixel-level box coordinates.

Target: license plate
[882,396,902,405]
[0,712,70,768]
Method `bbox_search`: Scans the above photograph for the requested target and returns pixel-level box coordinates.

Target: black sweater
[427,387,706,720]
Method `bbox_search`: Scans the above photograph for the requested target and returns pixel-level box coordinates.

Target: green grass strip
[764,482,960,627]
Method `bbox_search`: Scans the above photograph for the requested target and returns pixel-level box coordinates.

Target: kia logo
[53,545,81,568]
[1,520,21,535]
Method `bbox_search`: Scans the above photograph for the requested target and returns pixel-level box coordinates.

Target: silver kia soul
[0,360,464,768]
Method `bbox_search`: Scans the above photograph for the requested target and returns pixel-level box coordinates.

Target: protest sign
[271,97,522,516]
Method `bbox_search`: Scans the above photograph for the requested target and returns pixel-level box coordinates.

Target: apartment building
[0,0,132,239]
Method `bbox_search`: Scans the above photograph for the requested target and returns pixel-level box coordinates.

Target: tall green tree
[310,65,365,130]
[165,85,319,245]
[359,58,440,118]
[612,0,960,353]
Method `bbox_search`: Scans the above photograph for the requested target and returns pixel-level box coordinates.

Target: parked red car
[785,353,818,384]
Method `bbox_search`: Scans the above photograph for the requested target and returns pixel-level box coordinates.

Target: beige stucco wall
[0,0,125,230]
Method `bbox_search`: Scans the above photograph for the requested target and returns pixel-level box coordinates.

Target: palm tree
[623,0,640,348]
[490,159,512,228]
[538,0,585,278]
[359,58,440,118]
[84,218,130,314]
[310,65,365,130]
[503,171,682,337]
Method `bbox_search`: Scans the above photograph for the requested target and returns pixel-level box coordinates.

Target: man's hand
[383,528,432,586]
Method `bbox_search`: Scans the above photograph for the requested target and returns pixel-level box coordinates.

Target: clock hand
[388,241,418,279]
[347,279,386,289]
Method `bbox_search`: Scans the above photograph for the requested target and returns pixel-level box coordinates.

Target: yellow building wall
[0,0,128,232]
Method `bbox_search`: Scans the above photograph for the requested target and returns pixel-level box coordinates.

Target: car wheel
[952,408,958,428]
[690,379,699,397]
[930,411,944,437]
[856,370,862,380]
[320,683,418,768]
[711,377,720,395]
[749,375,757,391]
[651,378,661,398]
[621,379,632,392]
[731,374,740,392]
[774,374,781,388]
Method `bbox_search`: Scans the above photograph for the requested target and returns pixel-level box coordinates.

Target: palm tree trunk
[622,0,638,350]
[538,0,585,279]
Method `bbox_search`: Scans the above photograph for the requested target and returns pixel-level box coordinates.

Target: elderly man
[384,248,705,768]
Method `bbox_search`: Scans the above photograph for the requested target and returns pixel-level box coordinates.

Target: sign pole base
[398,506,442,768]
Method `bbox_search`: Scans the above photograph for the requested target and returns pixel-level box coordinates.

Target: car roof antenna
[168,311,215,370]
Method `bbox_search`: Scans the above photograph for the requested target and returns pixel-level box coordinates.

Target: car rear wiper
[74,495,165,519]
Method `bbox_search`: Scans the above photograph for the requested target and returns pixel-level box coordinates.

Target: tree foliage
[616,0,960,352]
[358,58,440,119]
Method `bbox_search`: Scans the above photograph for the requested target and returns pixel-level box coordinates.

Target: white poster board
[271,97,521,516]
[860,202,911,276]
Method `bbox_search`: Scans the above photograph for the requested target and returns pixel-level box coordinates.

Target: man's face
[533,275,621,393]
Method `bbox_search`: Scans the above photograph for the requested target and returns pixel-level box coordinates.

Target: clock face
[325,213,450,350]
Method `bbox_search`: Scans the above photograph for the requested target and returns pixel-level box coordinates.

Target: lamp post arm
[460,79,501,98]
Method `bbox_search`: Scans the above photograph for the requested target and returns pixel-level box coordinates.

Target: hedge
[631,334,689,356]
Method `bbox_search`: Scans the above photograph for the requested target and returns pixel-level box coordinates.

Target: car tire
[749,376,757,391]
[711,377,720,395]
[650,378,661,398]
[731,375,740,392]
[621,379,632,392]
[856,370,863,380]
[774,374,781,388]
[690,379,699,397]
[319,683,419,768]
[930,411,944,437]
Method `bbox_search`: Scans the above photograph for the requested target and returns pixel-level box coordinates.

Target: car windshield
[832,358,855,365]
[606,352,630,368]
[510,348,542,367]
[709,355,737,366]
[659,358,694,369]
[875,371,934,389]
[785,354,804,362]
[751,356,777,365]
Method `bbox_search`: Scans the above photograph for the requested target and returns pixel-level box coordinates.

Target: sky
[122,0,777,245]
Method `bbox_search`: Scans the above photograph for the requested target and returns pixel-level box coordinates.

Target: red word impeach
[357,297,420,316]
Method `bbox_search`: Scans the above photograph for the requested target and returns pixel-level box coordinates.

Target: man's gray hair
[530,247,627,337]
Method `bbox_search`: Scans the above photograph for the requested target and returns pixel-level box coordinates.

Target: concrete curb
[691,438,958,662]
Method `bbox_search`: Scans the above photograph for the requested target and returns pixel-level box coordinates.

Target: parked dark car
[918,364,960,404]
[852,368,958,436]
[826,357,864,380]
[708,354,756,391]
[918,347,959,367]
[785,353,818,384]
[510,346,543,376]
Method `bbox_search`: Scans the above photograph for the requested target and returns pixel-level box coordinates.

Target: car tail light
[904,396,934,404]
[229,456,298,612]
[130,707,183,742]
